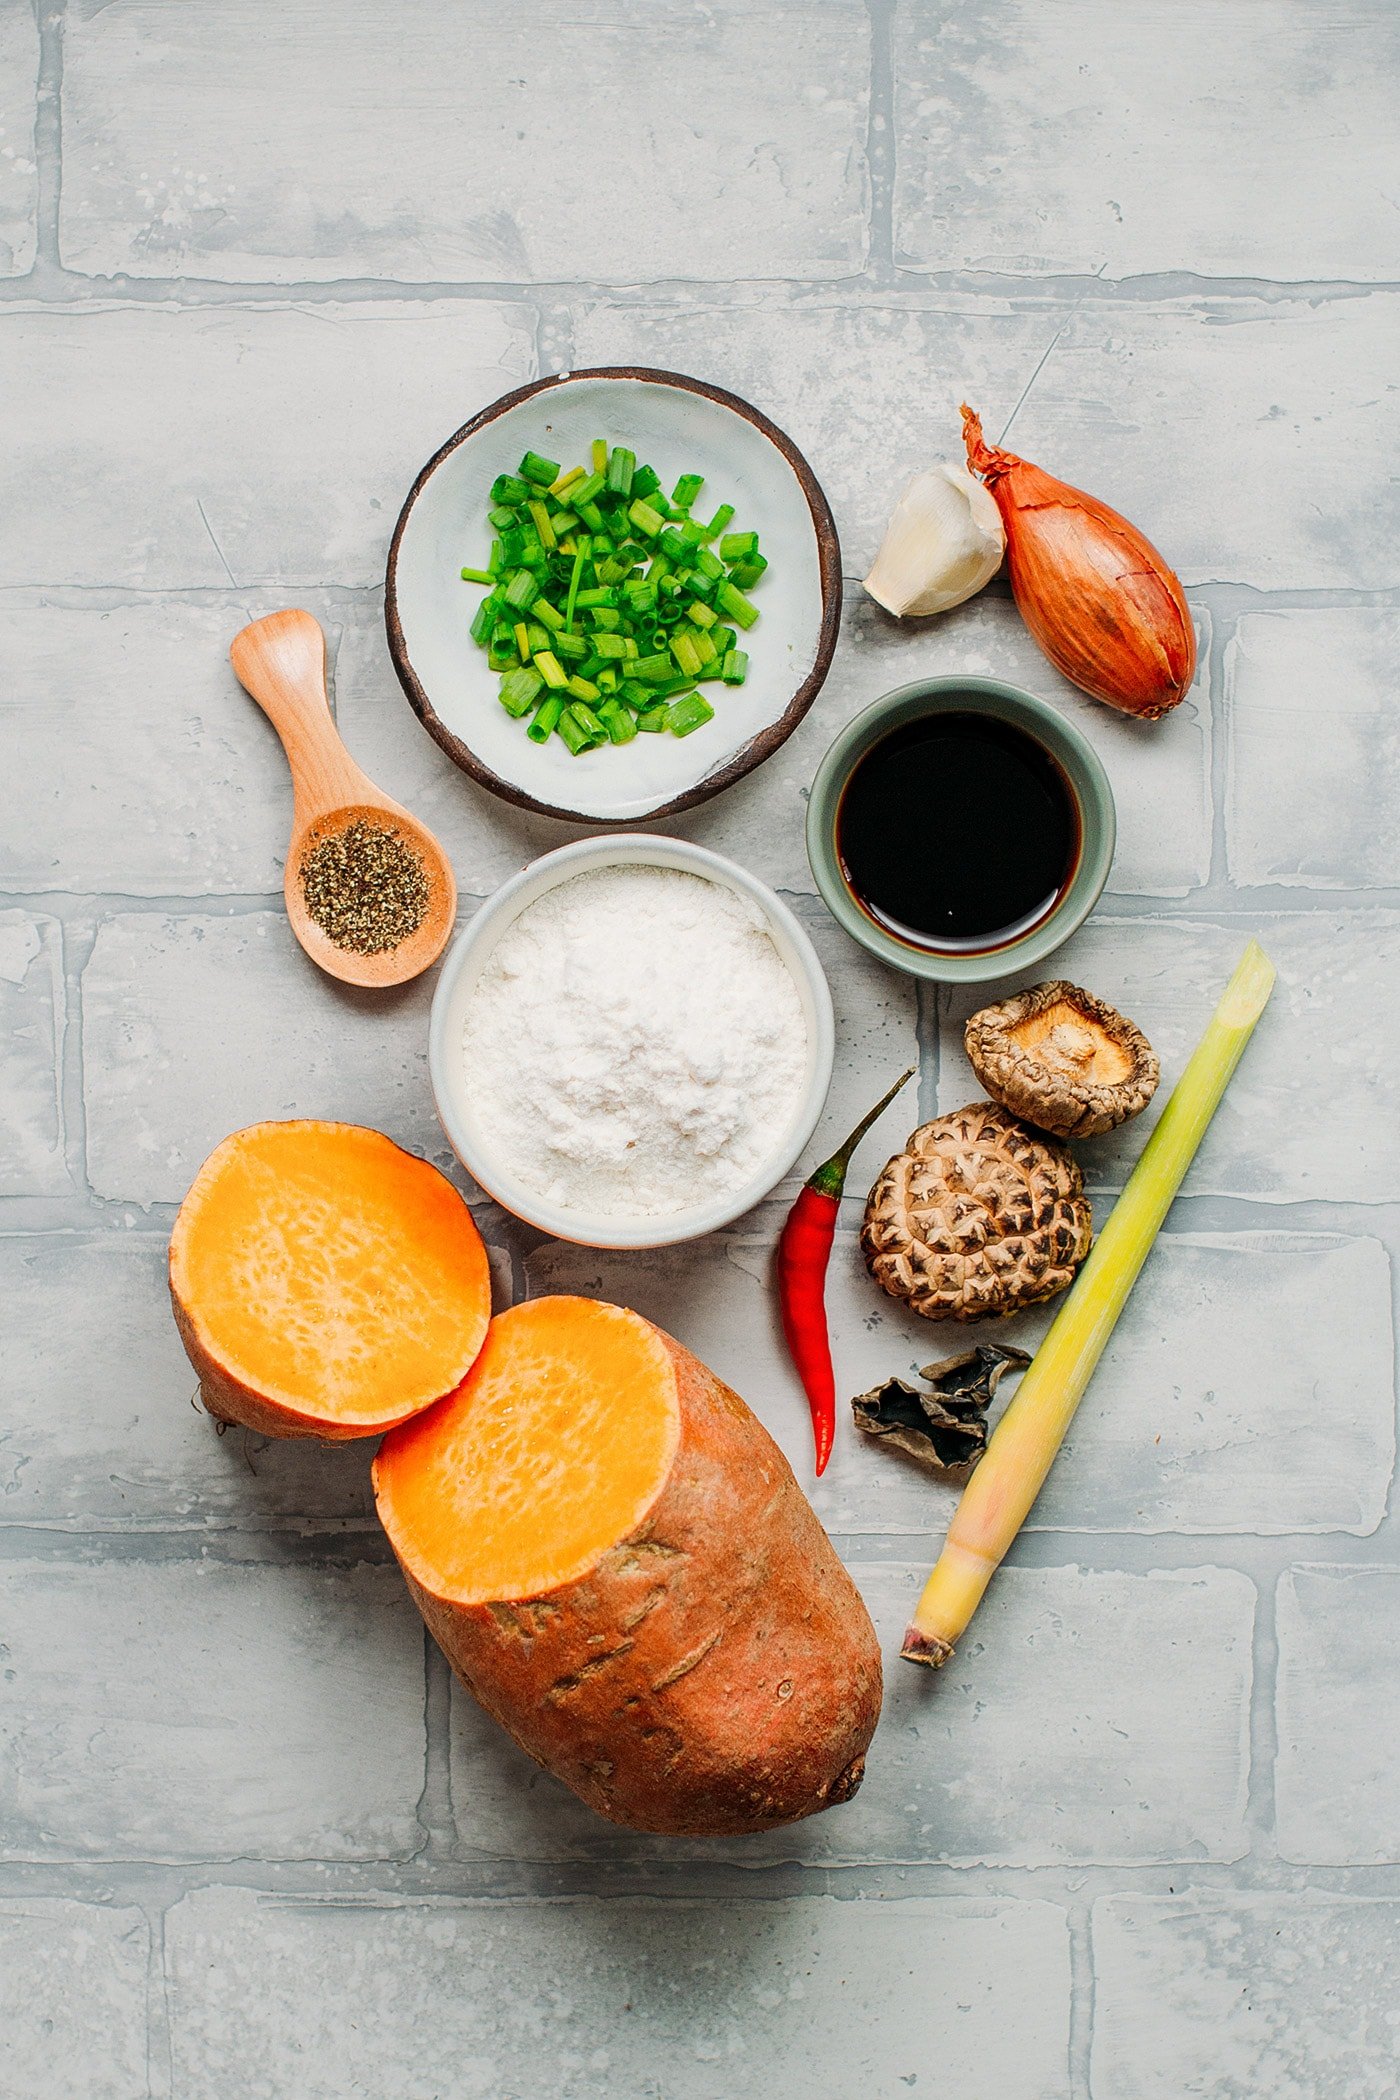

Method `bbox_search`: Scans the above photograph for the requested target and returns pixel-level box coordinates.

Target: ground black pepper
[299,818,430,954]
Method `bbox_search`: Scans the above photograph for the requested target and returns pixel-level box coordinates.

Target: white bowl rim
[385,366,843,825]
[428,834,837,1249]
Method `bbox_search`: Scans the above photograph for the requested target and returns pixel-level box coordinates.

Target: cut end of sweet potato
[373,1297,680,1604]
[169,1120,491,1439]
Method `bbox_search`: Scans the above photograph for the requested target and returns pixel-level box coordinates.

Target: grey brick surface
[165,1885,1072,2099]
[0,5,37,279]
[3,2,1395,2092]
[1276,1567,1400,1865]
[0,1560,425,1861]
[0,911,67,1195]
[61,0,871,287]
[891,2,1400,281]
[1226,605,1400,890]
[82,911,446,1204]
[0,1898,149,2100]
[1090,1893,1400,2099]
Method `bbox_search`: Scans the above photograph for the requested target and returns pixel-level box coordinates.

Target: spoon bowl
[230,609,457,989]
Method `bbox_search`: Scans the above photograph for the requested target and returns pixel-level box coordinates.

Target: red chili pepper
[777,1067,916,1476]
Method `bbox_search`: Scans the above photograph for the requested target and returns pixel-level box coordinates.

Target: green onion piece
[715,579,759,629]
[487,504,518,531]
[490,472,531,505]
[691,628,718,667]
[591,439,608,474]
[502,569,539,611]
[527,500,557,552]
[628,497,664,538]
[460,565,495,585]
[588,605,623,631]
[557,706,598,757]
[568,696,606,733]
[534,649,569,690]
[669,631,703,677]
[499,666,545,716]
[578,500,606,534]
[486,641,516,672]
[468,598,496,647]
[687,598,718,629]
[727,555,768,589]
[636,706,669,733]
[693,546,725,582]
[704,503,735,541]
[606,446,635,497]
[551,631,589,661]
[592,631,630,658]
[721,648,749,685]
[633,652,677,684]
[719,530,758,562]
[671,471,704,508]
[532,597,564,632]
[549,464,585,499]
[598,699,638,743]
[527,694,566,744]
[519,450,560,487]
[513,620,531,660]
[570,471,606,510]
[666,692,715,737]
[564,540,587,631]
[632,464,661,500]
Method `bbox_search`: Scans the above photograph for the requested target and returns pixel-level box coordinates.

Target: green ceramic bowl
[806,675,1116,984]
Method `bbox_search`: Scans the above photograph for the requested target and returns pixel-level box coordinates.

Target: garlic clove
[863,462,1005,619]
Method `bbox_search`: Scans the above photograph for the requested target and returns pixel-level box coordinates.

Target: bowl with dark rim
[386,368,842,826]
[806,675,1116,985]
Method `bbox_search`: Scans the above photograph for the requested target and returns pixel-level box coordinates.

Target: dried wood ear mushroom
[862,1101,1092,1321]
[964,981,1159,1139]
[852,1345,1031,1478]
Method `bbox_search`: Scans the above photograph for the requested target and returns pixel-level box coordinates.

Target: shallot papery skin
[961,405,1196,720]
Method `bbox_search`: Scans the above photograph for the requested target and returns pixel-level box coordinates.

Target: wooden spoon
[230,609,457,988]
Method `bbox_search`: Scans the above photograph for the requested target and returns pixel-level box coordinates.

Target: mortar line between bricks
[1,268,1396,310]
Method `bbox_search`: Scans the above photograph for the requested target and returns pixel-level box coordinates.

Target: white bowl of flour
[430,837,835,1248]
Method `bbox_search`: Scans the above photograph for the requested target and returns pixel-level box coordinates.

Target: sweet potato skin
[381,1323,882,1837]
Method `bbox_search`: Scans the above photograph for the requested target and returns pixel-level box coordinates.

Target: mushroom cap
[964,980,1159,1139]
[861,1100,1092,1321]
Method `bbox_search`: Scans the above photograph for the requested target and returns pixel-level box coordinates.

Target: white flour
[461,866,809,1218]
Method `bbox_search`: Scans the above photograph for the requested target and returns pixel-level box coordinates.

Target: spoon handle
[230,609,374,820]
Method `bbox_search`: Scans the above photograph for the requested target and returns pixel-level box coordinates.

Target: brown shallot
[961,405,1196,721]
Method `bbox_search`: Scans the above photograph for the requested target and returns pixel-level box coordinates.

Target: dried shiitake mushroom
[964,981,1159,1139]
[862,1101,1092,1321]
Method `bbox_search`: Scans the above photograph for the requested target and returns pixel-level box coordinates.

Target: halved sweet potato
[169,1120,491,1440]
[373,1296,882,1837]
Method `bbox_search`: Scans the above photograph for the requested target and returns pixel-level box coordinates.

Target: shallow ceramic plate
[386,368,841,824]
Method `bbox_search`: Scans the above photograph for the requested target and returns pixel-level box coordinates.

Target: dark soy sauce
[836,711,1079,953]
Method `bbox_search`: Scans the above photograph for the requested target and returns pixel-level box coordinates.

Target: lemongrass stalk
[902,941,1275,1668]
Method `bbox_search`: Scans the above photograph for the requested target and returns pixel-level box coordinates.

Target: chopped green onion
[636,706,669,732]
[672,471,704,508]
[518,450,559,487]
[606,446,635,497]
[460,565,495,585]
[564,539,587,631]
[557,705,599,756]
[598,699,638,743]
[499,666,545,716]
[719,530,759,562]
[591,439,608,474]
[566,675,602,705]
[550,464,585,499]
[704,503,735,541]
[502,569,539,611]
[532,597,564,631]
[491,472,531,505]
[727,555,768,590]
[666,692,715,737]
[527,693,567,743]
[628,497,664,538]
[632,464,661,500]
[721,648,749,684]
[715,579,759,629]
[534,650,569,690]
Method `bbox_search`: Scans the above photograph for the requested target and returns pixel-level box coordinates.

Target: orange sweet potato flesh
[373,1296,882,1837]
[169,1120,491,1440]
